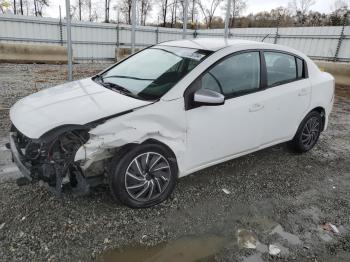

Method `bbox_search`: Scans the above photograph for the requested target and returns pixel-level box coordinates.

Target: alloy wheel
[124,152,171,202]
[301,116,321,148]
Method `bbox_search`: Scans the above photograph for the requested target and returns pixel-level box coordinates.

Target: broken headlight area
[10,125,101,196]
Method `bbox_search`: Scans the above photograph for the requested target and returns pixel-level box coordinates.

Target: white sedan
[9,39,335,208]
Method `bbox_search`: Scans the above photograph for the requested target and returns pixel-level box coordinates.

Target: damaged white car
[9,39,334,208]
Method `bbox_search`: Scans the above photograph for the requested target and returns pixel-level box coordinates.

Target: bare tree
[198,0,223,28]
[189,0,199,25]
[139,0,152,25]
[270,6,292,26]
[19,0,23,14]
[332,0,349,11]
[230,0,246,27]
[221,0,246,27]
[82,0,98,21]
[87,0,92,20]
[119,0,132,24]
[105,0,111,22]
[160,0,169,26]
[78,0,81,20]
[33,0,49,17]
[289,0,316,14]
[329,0,349,25]
[170,0,196,27]
[288,0,316,24]
[170,0,178,27]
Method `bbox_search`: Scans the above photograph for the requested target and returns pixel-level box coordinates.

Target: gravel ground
[0,63,350,262]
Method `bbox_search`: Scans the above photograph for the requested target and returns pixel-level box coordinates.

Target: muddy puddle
[98,235,226,262]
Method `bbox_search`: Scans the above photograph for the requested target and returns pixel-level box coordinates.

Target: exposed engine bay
[10,125,104,196]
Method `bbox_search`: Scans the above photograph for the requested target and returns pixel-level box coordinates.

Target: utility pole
[65,0,73,81]
[131,0,136,53]
[182,0,188,39]
[224,0,231,39]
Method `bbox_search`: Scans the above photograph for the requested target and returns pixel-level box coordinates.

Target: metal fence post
[274,14,281,44]
[59,6,63,46]
[65,0,73,81]
[224,0,232,39]
[155,26,159,44]
[334,13,348,62]
[274,27,279,44]
[116,24,120,61]
[131,0,136,53]
[193,19,198,38]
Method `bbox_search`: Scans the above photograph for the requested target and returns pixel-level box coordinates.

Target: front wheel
[289,111,323,153]
[109,144,177,208]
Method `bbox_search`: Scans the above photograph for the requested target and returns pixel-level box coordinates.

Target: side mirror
[193,89,225,106]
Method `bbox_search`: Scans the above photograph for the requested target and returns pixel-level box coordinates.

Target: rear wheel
[289,111,322,153]
[109,144,177,208]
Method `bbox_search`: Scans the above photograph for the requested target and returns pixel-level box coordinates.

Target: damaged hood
[10,78,152,139]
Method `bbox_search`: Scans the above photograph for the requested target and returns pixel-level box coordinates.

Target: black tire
[289,111,323,153]
[109,144,177,208]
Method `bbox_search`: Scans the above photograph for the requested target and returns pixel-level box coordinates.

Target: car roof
[158,38,267,51]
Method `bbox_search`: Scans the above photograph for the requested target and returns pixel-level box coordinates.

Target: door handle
[298,88,309,96]
[249,103,264,112]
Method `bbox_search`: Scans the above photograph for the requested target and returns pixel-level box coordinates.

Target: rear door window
[264,52,297,87]
[296,58,304,79]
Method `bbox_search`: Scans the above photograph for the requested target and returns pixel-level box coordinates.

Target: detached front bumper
[9,132,32,180]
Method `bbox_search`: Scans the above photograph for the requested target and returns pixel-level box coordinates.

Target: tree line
[1,0,349,27]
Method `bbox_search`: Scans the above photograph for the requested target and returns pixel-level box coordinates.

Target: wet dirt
[98,235,225,262]
[0,63,349,262]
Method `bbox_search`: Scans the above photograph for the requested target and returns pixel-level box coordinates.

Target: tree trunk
[174,1,177,27]
[20,0,23,15]
[170,0,176,27]
[34,0,37,16]
[191,0,195,24]
[78,0,82,21]
[88,0,92,21]
[230,0,235,28]
[141,1,144,25]
[208,15,213,29]
[128,1,131,24]
[163,0,168,27]
[105,0,110,23]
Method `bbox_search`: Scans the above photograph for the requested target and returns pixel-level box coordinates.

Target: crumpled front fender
[75,99,187,175]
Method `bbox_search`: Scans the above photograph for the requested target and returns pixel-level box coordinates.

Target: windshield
[95,46,211,100]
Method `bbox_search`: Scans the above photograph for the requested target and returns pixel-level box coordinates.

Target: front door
[184,51,265,172]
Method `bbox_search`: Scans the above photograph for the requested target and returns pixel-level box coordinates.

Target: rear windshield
[99,46,211,100]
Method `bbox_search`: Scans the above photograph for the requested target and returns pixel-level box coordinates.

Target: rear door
[260,51,311,146]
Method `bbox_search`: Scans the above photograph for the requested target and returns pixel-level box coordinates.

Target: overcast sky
[46,0,336,21]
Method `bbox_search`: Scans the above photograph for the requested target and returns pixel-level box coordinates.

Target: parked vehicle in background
[9,39,335,208]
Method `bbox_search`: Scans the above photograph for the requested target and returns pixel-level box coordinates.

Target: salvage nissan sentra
[9,39,335,208]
